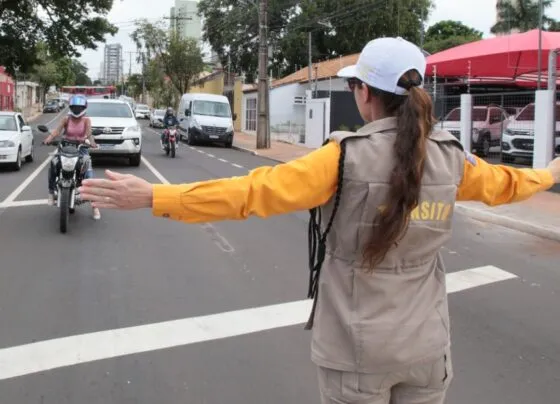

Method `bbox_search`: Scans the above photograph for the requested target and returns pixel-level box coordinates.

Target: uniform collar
[357,117,397,135]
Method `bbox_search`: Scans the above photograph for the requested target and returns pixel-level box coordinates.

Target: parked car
[150,109,166,128]
[501,102,560,163]
[87,99,142,166]
[135,104,151,119]
[43,100,60,113]
[0,111,34,170]
[177,93,237,147]
[439,105,511,157]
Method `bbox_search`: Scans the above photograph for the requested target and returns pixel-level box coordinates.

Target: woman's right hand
[547,157,560,183]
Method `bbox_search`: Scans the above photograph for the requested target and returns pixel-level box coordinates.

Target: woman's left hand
[79,170,154,210]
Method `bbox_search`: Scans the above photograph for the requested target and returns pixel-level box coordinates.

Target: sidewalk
[233,131,560,242]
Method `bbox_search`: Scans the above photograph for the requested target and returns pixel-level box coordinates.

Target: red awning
[425,29,560,79]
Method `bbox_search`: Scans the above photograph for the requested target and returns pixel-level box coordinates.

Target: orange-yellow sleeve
[152,141,341,223]
[457,153,554,205]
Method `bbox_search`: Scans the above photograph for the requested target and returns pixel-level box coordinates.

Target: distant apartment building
[170,0,202,42]
[102,44,123,85]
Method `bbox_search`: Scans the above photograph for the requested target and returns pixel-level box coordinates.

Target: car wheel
[187,130,196,145]
[13,147,22,171]
[25,142,34,163]
[129,153,141,167]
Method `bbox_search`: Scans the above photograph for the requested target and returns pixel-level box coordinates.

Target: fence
[433,91,560,166]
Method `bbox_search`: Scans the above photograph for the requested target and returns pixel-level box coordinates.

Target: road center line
[0,265,517,381]
[0,155,52,206]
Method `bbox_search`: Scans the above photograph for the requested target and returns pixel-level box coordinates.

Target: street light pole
[256,0,270,149]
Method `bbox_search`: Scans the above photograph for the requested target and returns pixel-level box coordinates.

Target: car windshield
[444,108,487,122]
[47,101,57,105]
[515,104,560,122]
[192,100,231,117]
[87,103,133,118]
[0,116,17,131]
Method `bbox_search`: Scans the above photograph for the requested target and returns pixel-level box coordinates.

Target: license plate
[98,144,114,149]
[209,135,219,139]
[0,155,7,160]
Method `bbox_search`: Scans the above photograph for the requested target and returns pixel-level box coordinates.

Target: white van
[178,93,236,147]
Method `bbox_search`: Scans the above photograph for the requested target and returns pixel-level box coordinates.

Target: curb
[232,144,286,164]
[456,203,560,242]
[27,112,43,123]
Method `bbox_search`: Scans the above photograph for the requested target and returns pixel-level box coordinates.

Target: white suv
[501,102,560,163]
[439,105,511,157]
[87,99,142,166]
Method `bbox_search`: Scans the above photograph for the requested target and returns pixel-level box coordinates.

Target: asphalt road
[0,113,559,404]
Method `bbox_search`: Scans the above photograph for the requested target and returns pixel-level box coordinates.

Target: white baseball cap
[337,37,426,95]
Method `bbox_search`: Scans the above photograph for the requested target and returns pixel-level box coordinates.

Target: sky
[80,0,560,80]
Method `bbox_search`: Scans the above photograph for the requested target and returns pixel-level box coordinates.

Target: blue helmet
[69,95,88,118]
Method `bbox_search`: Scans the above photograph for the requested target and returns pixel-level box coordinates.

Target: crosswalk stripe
[0,265,517,381]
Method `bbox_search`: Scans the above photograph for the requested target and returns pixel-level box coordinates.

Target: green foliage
[131,20,204,97]
[491,0,555,34]
[0,0,116,75]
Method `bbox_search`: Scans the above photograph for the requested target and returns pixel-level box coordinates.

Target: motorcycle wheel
[171,142,176,158]
[165,145,170,156]
[59,188,70,233]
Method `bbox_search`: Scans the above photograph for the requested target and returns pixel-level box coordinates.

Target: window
[17,115,25,129]
[444,108,460,121]
[489,108,503,124]
[245,98,256,131]
[86,102,133,118]
[192,100,231,117]
[0,116,17,131]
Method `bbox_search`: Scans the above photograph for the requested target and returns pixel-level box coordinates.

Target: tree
[71,60,92,86]
[198,0,297,82]
[491,0,555,34]
[131,20,204,96]
[0,0,117,76]
[423,20,483,54]
[30,43,75,102]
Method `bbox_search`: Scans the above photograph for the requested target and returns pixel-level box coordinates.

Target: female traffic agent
[79,37,560,404]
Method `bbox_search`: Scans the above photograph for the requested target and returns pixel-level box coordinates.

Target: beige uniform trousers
[317,348,453,404]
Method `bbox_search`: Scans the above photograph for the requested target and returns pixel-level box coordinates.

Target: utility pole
[256,0,270,149]
[308,31,313,95]
[537,0,544,89]
[141,52,146,104]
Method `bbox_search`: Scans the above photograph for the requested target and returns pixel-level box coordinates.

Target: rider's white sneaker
[47,194,55,206]
[92,208,101,220]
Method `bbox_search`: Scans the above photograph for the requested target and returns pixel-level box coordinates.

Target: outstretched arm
[457,153,559,205]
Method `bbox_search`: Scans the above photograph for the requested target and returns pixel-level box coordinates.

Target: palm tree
[491,0,554,34]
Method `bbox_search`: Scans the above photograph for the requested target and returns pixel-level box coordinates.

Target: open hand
[547,157,560,183]
[79,170,154,210]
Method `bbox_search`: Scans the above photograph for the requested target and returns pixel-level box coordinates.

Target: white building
[170,0,202,43]
[241,54,358,146]
[103,44,123,85]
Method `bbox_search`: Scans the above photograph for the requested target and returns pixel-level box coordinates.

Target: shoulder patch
[464,151,477,166]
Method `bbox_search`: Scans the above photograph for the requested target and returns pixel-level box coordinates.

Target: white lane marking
[189,146,195,150]
[0,155,52,205]
[141,155,235,254]
[140,156,169,184]
[43,108,68,127]
[446,265,517,293]
[0,265,517,381]
[197,150,204,154]
[207,154,215,158]
[0,199,48,208]
[232,163,244,169]
[218,158,228,163]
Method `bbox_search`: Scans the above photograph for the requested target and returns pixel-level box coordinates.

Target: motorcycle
[159,119,178,158]
[37,125,101,233]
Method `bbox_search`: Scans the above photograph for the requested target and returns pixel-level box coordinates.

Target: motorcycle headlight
[0,140,15,147]
[61,156,79,171]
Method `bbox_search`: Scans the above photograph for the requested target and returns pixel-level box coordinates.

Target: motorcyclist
[44,95,101,220]
[160,107,179,149]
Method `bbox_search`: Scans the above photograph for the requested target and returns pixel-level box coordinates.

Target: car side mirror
[233,113,237,121]
[21,125,31,132]
[185,109,191,116]
[37,125,49,133]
